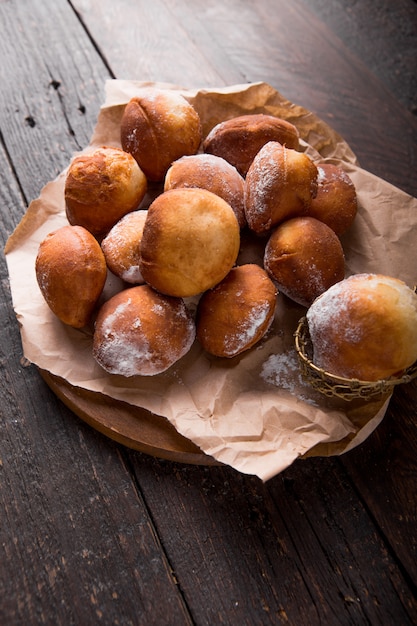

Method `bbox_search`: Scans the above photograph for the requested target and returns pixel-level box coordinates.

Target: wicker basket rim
[294,315,417,390]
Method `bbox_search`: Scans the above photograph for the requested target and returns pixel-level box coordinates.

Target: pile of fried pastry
[35,88,417,382]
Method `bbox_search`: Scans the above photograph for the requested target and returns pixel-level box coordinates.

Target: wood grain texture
[72,0,237,87]
[0,0,110,200]
[342,381,417,583]
[132,455,417,624]
[1,0,417,624]
[39,369,217,464]
[73,0,417,197]
[299,0,417,114]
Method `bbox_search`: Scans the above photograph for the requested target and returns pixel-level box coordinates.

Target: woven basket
[294,316,417,401]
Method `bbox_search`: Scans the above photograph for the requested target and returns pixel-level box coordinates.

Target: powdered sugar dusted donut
[307,163,357,236]
[244,142,318,235]
[306,274,417,381]
[120,89,202,182]
[92,285,196,377]
[196,264,277,358]
[140,188,240,298]
[65,146,147,239]
[164,153,246,228]
[202,113,299,177]
[264,216,345,307]
[36,225,107,328]
[101,210,148,284]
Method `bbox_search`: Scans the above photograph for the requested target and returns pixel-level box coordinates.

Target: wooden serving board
[39,369,218,465]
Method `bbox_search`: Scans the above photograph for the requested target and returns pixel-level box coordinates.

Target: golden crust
[140,188,240,298]
[35,225,107,328]
[244,142,318,235]
[196,264,277,357]
[307,164,357,235]
[264,216,345,307]
[203,113,299,177]
[120,89,202,182]
[65,146,147,238]
[92,285,196,376]
[306,274,417,381]
[164,153,246,228]
[101,210,148,284]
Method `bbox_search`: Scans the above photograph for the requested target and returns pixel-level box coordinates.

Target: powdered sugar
[245,142,283,229]
[261,349,299,388]
[101,210,147,284]
[102,298,131,330]
[95,297,156,376]
[93,288,196,377]
[121,265,144,283]
[306,280,361,366]
[307,278,365,344]
[261,348,318,404]
[223,302,272,356]
[152,303,165,316]
[99,331,153,377]
[316,165,326,184]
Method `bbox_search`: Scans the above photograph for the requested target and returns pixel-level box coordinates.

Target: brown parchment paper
[5,81,417,481]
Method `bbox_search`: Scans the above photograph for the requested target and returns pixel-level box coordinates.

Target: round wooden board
[39,369,219,466]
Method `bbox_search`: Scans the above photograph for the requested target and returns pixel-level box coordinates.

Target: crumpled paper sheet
[5,81,417,481]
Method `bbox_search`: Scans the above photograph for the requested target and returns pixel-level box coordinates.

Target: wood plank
[0,3,194,624]
[39,369,217,464]
[341,382,417,583]
[298,0,417,115]
[72,0,241,87]
[131,454,417,624]
[0,0,110,200]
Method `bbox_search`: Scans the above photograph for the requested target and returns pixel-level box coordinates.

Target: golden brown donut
[307,163,358,235]
[140,188,240,298]
[35,225,107,328]
[196,264,277,358]
[64,146,147,239]
[101,210,148,284]
[202,113,299,177]
[120,89,202,182]
[264,216,345,307]
[306,274,417,381]
[244,142,318,235]
[92,285,196,377]
[164,153,246,228]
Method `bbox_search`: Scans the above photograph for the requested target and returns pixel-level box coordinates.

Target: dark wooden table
[1,1,417,624]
